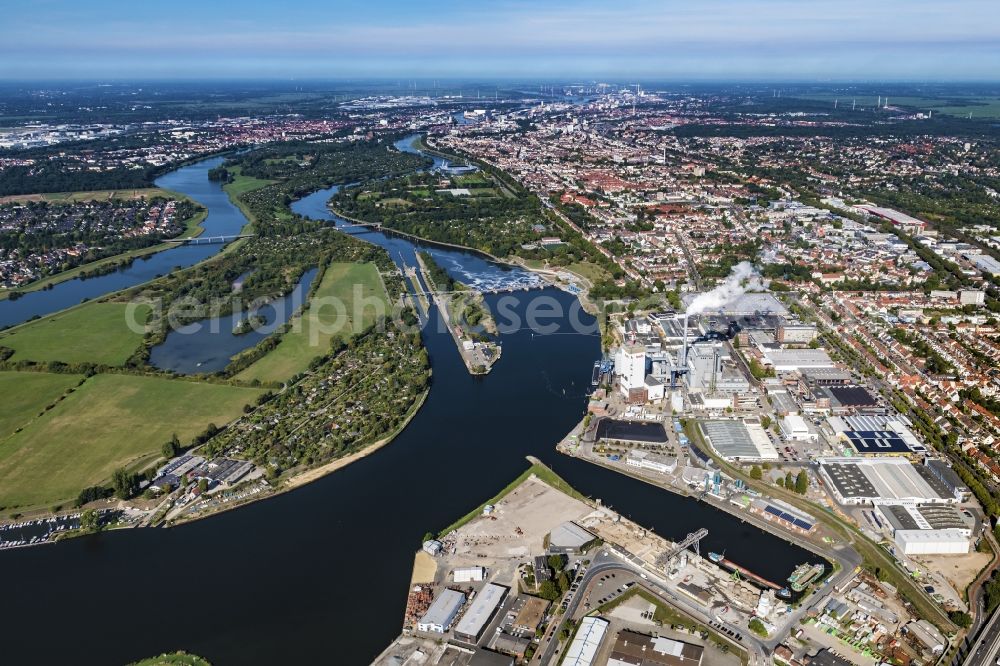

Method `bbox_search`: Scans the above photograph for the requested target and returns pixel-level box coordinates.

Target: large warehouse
[607,630,704,666]
[454,583,509,643]
[759,348,836,373]
[699,420,779,462]
[417,589,466,633]
[817,458,956,506]
[563,616,609,666]
[827,415,927,455]
[548,521,597,554]
[876,504,973,555]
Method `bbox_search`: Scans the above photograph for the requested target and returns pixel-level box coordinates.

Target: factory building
[817,458,957,506]
[826,415,926,455]
[626,450,677,474]
[454,583,509,643]
[802,367,854,387]
[971,254,1000,277]
[876,504,972,555]
[780,414,816,442]
[607,630,704,666]
[699,420,779,462]
[750,498,816,533]
[547,521,597,555]
[960,289,986,306]
[815,384,880,411]
[925,458,971,501]
[759,348,836,373]
[776,323,817,345]
[563,616,609,666]
[417,589,466,633]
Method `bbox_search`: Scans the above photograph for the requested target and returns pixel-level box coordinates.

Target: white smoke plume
[685,261,761,315]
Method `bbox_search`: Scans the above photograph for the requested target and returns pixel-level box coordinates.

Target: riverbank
[0,205,208,303]
[166,386,430,527]
[327,200,599,316]
[378,456,758,666]
[556,425,843,574]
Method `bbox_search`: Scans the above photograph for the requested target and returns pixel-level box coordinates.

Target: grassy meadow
[236,262,388,384]
[0,373,264,509]
[0,302,151,366]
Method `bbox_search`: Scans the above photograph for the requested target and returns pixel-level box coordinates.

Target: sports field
[0,371,83,440]
[0,373,264,508]
[0,302,151,366]
[236,262,388,383]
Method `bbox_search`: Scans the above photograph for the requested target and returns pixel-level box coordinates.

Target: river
[0,156,246,330]
[0,136,819,665]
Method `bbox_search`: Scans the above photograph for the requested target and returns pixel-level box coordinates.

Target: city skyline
[2,0,999,80]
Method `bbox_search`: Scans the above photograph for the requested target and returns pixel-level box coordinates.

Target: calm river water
[0,137,817,665]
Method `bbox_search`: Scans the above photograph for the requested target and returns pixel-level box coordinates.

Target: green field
[236,262,388,383]
[221,167,276,231]
[0,371,83,440]
[565,261,611,285]
[790,93,1000,119]
[0,187,179,204]
[223,171,274,198]
[0,373,264,508]
[0,302,151,366]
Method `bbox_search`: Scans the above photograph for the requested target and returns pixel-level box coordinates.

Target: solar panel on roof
[793,518,813,530]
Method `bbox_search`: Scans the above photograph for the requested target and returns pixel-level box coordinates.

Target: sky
[2,0,998,81]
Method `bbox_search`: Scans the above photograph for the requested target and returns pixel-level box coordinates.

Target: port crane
[655,528,708,569]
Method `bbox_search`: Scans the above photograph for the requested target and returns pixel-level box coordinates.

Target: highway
[964,605,1000,666]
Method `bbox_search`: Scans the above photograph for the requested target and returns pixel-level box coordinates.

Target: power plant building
[680,292,788,316]
[685,344,750,394]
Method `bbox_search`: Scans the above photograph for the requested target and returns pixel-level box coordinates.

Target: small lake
[148,268,317,374]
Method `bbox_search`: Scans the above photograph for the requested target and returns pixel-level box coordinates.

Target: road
[965,605,1000,666]
[534,550,770,666]
[566,440,865,622]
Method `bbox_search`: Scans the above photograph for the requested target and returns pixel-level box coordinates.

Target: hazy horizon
[3,0,998,81]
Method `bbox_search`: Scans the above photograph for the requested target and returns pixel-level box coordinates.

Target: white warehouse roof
[563,616,609,666]
[454,583,507,639]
